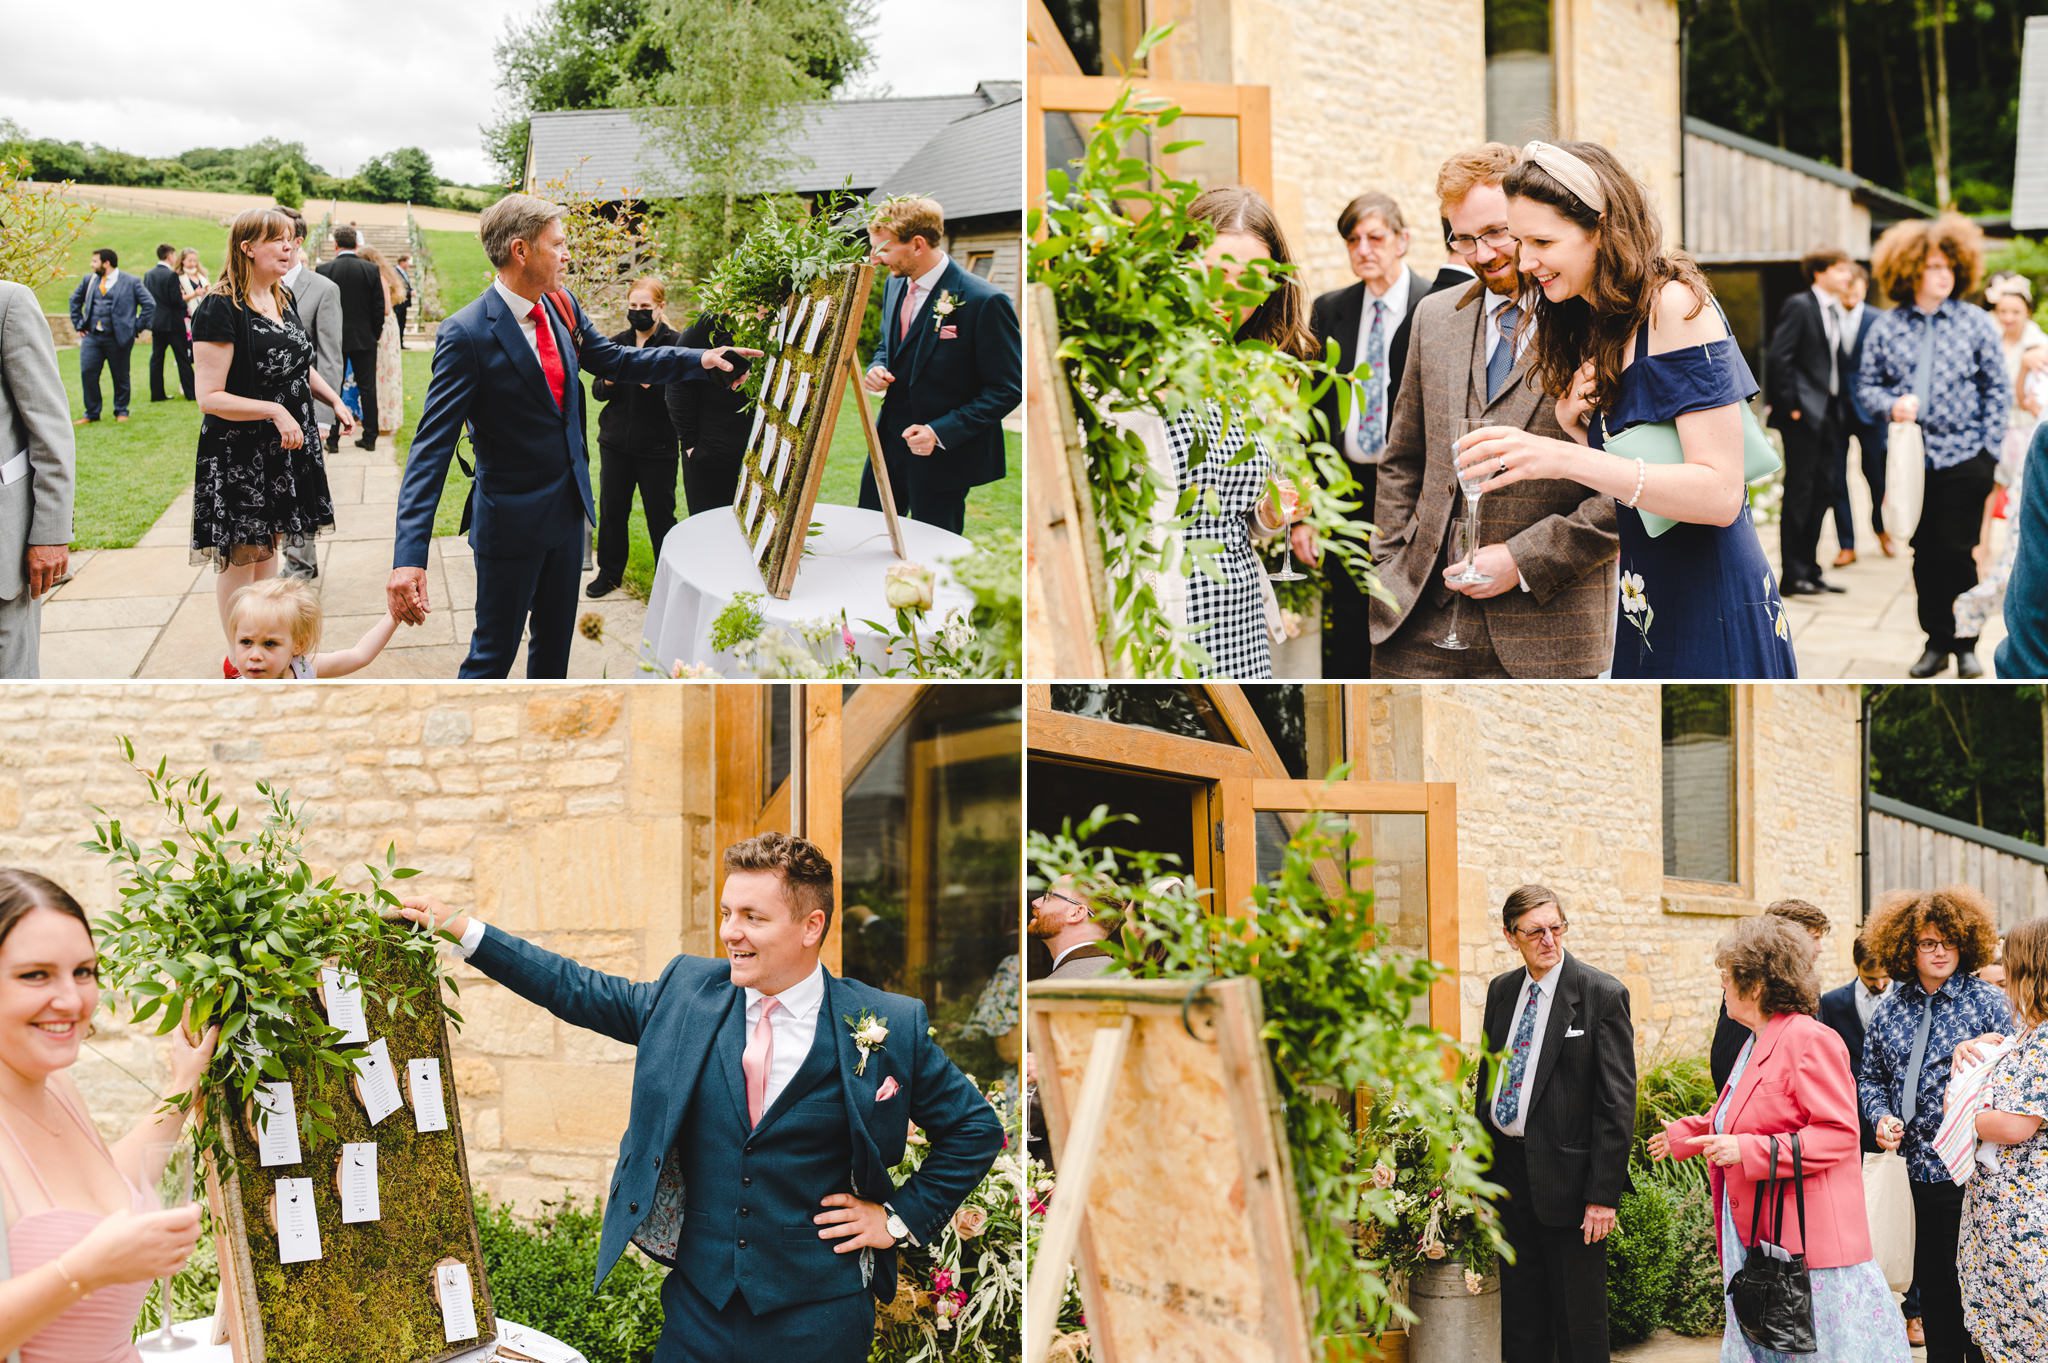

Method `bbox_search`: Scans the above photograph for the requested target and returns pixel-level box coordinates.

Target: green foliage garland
[1028,25,1383,677]
[1028,791,1505,1338]
[694,188,872,359]
[84,742,456,1176]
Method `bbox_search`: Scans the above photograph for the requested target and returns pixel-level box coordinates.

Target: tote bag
[1886,422,1925,538]
[1862,1149,1916,1294]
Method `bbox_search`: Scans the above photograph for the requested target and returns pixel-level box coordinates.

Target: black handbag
[1726,1133,1817,1354]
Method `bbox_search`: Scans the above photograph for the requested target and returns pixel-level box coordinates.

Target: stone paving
[37,441,647,680]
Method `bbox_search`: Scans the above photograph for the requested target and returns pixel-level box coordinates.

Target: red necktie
[898,283,920,342]
[742,997,781,1127]
[528,301,566,408]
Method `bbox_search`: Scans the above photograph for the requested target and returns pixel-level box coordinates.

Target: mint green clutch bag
[1603,400,1782,537]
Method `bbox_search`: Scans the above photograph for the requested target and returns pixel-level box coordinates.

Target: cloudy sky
[0,0,1021,186]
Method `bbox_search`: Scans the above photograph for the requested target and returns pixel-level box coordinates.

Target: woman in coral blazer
[1650,917,1909,1362]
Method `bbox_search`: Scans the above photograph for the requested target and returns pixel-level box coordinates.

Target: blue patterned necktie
[1494,979,1543,1127]
[1486,300,1522,403]
[1354,298,1388,458]
[1900,989,1935,1126]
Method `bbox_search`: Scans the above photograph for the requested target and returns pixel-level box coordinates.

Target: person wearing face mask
[0,868,219,1362]
[586,277,684,600]
[394,833,1002,1363]
[1453,139,1798,679]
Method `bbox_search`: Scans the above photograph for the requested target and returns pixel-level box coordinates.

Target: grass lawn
[418,229,494,314]
[394,357,1021,598]
[31,209,228,314]
[60,353,201,548]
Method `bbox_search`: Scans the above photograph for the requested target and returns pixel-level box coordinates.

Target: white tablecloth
[644,504,975,675]
[161,1313,583,1362]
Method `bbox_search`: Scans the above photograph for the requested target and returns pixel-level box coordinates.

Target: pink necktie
[898,284,920,342]
[743,998,780,1127]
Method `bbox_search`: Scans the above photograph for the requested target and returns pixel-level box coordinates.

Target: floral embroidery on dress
[1764,574,1790,641]
[1620,570,1654,653]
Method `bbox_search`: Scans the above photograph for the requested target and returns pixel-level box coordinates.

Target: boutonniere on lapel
[847,1012,888,1075]
[929,291,962,335]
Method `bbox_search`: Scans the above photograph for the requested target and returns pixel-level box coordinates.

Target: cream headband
[1987,273,2034,305]
[1521,141,1607,216]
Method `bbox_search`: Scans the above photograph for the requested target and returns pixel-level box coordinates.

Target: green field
[417,228,494,316]
[31,209,229,314]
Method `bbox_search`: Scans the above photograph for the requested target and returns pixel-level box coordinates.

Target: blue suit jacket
[67,270,149,347]
[1997,422,2048,677]
[394,286,720,566]
[1817,981,1879,1152]
[1843,308,1884,426]
[869,260,1020,491]
[467,925,1003,1301]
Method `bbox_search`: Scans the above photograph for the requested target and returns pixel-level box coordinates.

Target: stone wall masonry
[0,684,711,1217]
[1364,683,1861,1064]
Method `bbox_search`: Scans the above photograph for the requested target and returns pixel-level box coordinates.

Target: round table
[161,1313,584,1362]
[644,504,975,675]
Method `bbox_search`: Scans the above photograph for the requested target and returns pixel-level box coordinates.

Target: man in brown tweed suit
[1370,145,1619,678]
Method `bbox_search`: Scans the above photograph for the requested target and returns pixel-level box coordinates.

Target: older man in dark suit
[1310,191,1448,678]
[1370,145,1618,677]
[1478,884,1635,1363]
[857,197,1020,536]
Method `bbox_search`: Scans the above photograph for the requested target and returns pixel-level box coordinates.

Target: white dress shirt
[1481,288,1533,373]
[1487,964,1560,1138]
[896,253,951,335]
[1345,269,1413,463]
[454,919,825,1111]
[1854,978,1883,1030]
[493,276,547,363]
[1812,284,1841,395]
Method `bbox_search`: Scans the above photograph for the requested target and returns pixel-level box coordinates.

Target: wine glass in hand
[1449,418,1494,587]
[1266,478,1306,582]
[1435,516,1477,650]
[135,1140,197,1353]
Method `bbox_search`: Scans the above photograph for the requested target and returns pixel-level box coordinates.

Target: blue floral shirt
[1853,300,2008,471]
[1857,971,2013,1182]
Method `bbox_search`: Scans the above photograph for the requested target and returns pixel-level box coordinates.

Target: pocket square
[875,1076,901,1102]
[1566,1027,1586,1038]
[939,325,959,339]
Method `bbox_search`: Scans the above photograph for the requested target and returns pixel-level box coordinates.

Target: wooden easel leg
[852,378,908,560]
[1024,1016,1133,1363]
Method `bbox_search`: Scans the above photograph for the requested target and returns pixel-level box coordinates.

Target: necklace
[0,1087,66,1140]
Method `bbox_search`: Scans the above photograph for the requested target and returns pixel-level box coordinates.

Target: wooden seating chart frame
[735,260,907,599]
[205,947,492,1363]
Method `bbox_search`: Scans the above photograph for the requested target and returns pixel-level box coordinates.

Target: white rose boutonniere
[847,1011,888,1075]
[930,291,961,334]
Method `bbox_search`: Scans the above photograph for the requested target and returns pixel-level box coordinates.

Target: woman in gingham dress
[1170,187,1314,679]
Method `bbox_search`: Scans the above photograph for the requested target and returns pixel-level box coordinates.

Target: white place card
[495,1320,584,1363]
[409,1057,449,1133]
[255,1082,302,1167]
[788,372,812,426]
[745,403,766,454]
[320,967,369,1044]
[338,1143,380,1223]
[435,1259,481,1343]
[804,297,832,353]
[352,1037,404,1126]
[275,1178,322,1264]
[790,295,811,336]
[779,361,797,407]
[753,516,773,561]
[759,509,777,551]
[759,356,777,405]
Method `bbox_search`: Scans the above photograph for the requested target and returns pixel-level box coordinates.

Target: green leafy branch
[693,184,872,359]
[82,741,459,1177]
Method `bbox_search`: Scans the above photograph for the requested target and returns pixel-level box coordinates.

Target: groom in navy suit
[399,832,1003,1363]
[857,197,1021,535]
[390,194,755,677]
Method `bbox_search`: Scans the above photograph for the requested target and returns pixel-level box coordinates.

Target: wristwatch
[884,1206,912,1246]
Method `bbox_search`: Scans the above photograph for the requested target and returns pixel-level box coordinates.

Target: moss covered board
[205,946,492,1363]
[734,260,906,598]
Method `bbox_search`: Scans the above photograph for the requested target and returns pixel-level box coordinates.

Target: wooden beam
[1028,710,1264,780]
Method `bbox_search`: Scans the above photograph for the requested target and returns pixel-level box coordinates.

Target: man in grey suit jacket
[279,208,341,576]
[0,281,76,678]
[1370,145,1618,677]
[1028,877,1115,980]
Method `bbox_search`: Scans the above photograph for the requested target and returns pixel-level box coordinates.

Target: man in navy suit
[1819,929,1891,1152]
[857,197,1020,535]
[143,243,193,402]
[389,193,755,677]
[1766,247,1856,596]
[67,248,150,424]
[399,832,1003,1363]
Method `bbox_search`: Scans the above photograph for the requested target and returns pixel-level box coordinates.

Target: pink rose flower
[953,1205,990,1239]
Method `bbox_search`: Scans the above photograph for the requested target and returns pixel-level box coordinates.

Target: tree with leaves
[1868,683,2047,843]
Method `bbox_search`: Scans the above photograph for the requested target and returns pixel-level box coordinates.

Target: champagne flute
[1449,417,1494,587]
[135,1139,197,1353]
[1266,476,1306,583]
[1435,515,1475,650]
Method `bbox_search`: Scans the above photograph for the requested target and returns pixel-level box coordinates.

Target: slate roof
[1685,117,1935,222]
[525,86,1011,207]
[875,89,1022,219]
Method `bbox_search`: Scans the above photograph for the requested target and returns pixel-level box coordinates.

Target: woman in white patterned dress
[1168,187,1311,678]
[358,244,405,434]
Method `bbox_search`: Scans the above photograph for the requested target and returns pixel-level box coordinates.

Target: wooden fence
[1868,794,2048,929]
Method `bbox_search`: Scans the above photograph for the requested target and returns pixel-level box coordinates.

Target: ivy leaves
[85,742,456,1177]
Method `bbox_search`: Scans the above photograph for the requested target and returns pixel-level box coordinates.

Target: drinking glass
[1435,517,1476,650]
[1266,476,1306,583]
[135,1140,196,1353]
[1449,417,1494,587]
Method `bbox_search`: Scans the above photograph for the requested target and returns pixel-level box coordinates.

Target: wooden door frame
[1029,74,1274,215]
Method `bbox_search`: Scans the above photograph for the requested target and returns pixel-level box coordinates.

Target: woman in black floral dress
[191,207,348,637]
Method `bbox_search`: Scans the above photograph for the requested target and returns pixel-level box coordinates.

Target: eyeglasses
[1350,230,1401,250]
[1513,920,1569,943]
[1915,938,1956,954]
[1446,227,1518,258]
[1040,889,1088,911]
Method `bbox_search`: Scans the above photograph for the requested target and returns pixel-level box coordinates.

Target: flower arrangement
[869,1082,1024,1363]
[1361,1098,1505,1290]
[695,186,873,360]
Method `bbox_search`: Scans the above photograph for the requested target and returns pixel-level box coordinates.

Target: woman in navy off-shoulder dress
[1452,138,1797,679]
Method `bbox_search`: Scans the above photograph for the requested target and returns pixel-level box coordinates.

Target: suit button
[743,1144,753,1154]
[739,1207,750,1218]
[742,1176,752,1187]
[738,1238,748,1250]
[628,1202,639,1213]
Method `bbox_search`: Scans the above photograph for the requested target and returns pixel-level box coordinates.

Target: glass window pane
[1239,685,1344,780]
[1042,0,1144,78]
[1050,684,1234,745]
[841,689,1022,1084]
[1486,0,1555,145]
[765,684,792,806]
[1663,685,1737,883]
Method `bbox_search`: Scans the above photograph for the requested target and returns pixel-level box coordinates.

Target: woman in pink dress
[0,870,217,1362]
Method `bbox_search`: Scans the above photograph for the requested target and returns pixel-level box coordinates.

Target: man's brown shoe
[1834,549,1857,568]
[1879,532,1898,557]
[1904,1317,1924,1346]
[115,414,130,423]
[73,416,95,426]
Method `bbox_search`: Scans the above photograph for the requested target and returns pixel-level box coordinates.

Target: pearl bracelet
[50,1252,84,1298]
[1624,457,1647,510]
